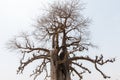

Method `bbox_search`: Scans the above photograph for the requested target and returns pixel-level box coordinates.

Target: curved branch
[94,63,110,79]
[72,62,91,73]
[70,66,83,79]
[69,56,95,63]
[30,60,50,80]
[24,47,50,53]
[69,55,115,79]
[17,54,50,74]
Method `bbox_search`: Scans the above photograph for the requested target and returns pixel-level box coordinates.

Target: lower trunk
[57,66,71,80]
[50,50,71,80]
[50,60,71,80]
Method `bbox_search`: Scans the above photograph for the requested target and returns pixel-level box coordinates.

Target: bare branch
[17,54,50,74]
[70,66,83,80]
[72,62,91,73]
[30,59,50,80]
[94,63,110,79]
[69,55,115,78]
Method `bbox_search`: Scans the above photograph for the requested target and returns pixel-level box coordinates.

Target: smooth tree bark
[7,0,115,80]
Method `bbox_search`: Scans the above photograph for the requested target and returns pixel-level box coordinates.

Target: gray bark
[50,49,71,80]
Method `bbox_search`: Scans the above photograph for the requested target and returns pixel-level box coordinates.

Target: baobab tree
[7,0,115,80]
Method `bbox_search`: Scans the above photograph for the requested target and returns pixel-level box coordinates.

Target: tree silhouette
[7,0,115,80]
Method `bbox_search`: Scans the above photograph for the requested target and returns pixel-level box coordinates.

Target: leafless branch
[69,55,115,78]
[17,54,50,74]
[70,66,83,80]
[72,62,91,73]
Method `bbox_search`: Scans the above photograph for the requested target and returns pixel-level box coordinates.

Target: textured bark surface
[50,50,57,80]
[50,49,71,80]
[50,59,71,80]
[50,59,57,80]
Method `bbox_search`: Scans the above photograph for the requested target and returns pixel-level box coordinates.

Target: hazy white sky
[0,0,120,80]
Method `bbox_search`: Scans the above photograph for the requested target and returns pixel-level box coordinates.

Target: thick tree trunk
[57,63,71,80]
[50,50,71,80]
[50,50,57,80]
[50,58,57,80]
[50,60,71,80]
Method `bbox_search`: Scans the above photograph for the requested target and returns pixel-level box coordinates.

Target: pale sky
[0,0,120,80]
